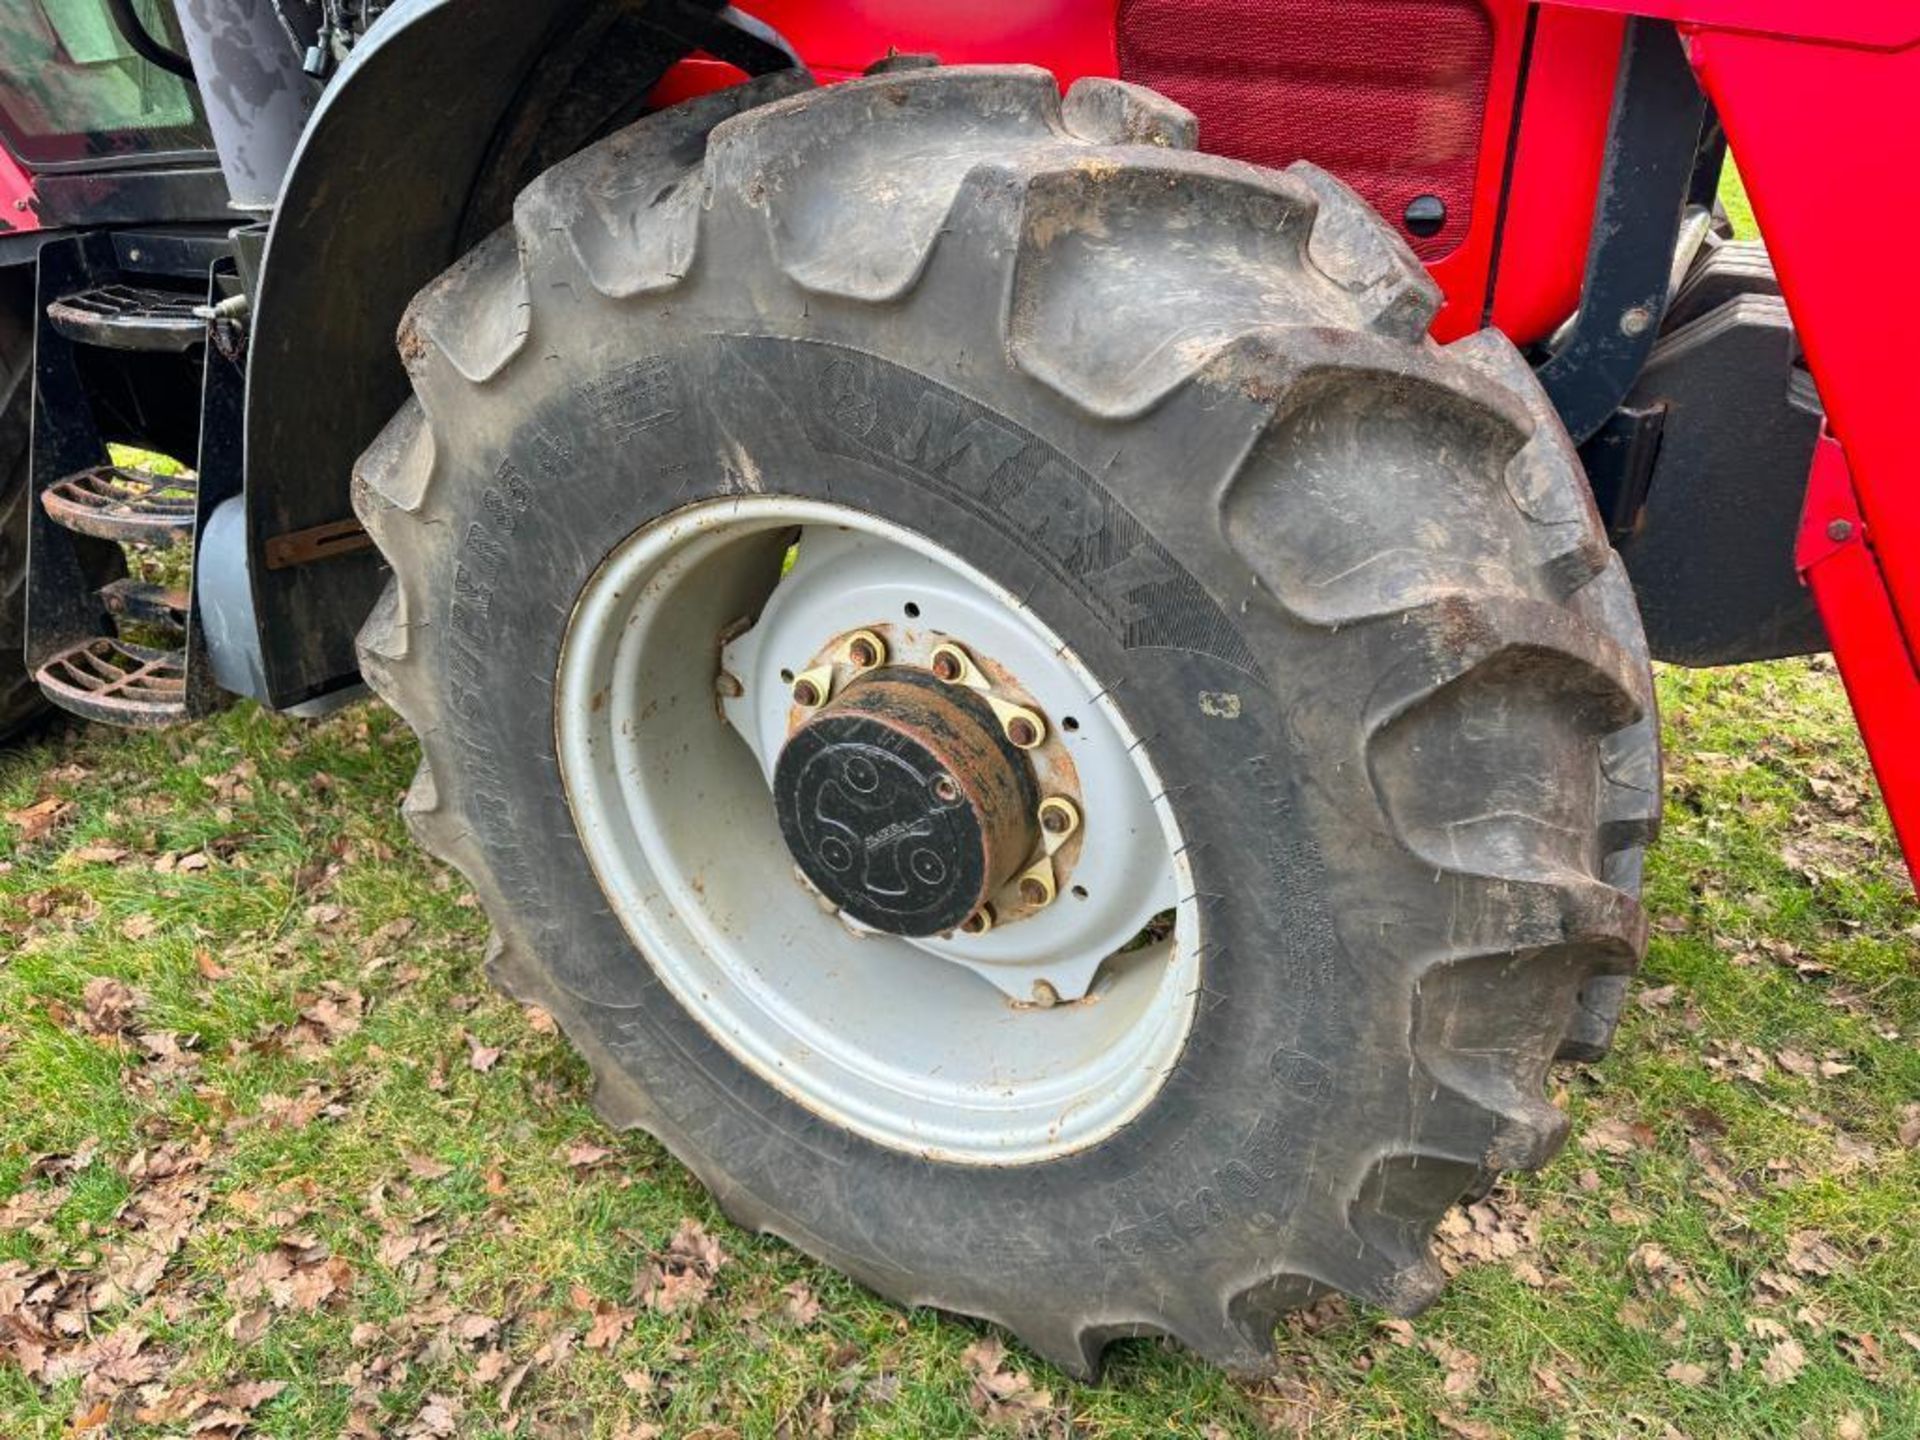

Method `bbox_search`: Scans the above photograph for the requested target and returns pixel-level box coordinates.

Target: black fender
[244,0,734,705]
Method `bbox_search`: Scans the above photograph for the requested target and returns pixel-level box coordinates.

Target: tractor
[0,0,1912,1378]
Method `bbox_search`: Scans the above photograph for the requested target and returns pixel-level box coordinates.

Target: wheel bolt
[1041,803,1072,835]
[1019,876,1050,906]
[845,630,886,669]
[792,677,822,707]
[931,650,962,682]
[960,904,995,935]
[1006,715,1039,748]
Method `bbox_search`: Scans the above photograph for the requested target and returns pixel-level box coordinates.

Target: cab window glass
[0,0,211,166]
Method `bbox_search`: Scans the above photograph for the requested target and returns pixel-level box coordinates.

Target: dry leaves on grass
[465,1031,503,1072]
[79,976,141,1037]
[1760,1337,1808,1387]
[88,1142,214,1311]
[961,1334,1063,1435]
[134,1379,287,1438]
[7,796,72,843]
[0,1138,215,1418]
[285,982,365,1058]
[1580,1114,1656,1156]
[225,1232,354,1314]
[636,1218,728,1314]
[562,1138,613,1169]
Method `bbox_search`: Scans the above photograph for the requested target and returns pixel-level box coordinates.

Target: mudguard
[244,0,718,705]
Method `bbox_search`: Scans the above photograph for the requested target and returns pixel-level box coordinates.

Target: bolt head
[931,774,959,803]
[1006,716,1038,748]
[791,678,821,707]
[960,905,994,935]
[931,651,961,682]
[1019,877,1050,906]
[1827,518,1854,543]
[1620,306,1654,338]
[1041,808,1069,834]
[848,638,878,667]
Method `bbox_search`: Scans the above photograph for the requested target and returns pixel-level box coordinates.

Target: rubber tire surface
[0,295,47,741]
[356,67,1661,1377]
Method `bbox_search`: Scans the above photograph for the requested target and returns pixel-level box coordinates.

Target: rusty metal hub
[773,667,1039,937]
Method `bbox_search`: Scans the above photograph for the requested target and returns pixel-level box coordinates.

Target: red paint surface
[1116,0,1494,265]
[1795,435,1920,885]
[708,1,1610,344]
[0,144,38,234]
[1488,6,1623,339]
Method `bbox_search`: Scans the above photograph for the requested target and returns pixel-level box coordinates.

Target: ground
[2,171,1916,1439]
[2,654,1914,1440]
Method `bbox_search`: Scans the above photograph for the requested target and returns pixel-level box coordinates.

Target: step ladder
[24,234,245,728]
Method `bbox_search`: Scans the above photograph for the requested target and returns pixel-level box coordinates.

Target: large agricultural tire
[0,292,48,741]
[356,66,1661,1376]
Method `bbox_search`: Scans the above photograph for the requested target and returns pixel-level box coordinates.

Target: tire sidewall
[430,323,1393,1296]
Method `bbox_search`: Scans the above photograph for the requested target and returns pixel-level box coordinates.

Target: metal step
[99,577,190,630]
[41,465,197,545]
[46,282,204,352]
[34,636,187,727]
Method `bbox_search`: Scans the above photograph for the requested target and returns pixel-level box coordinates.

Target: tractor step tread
[41,464,197,545]
[34,635,187,727]
[99,576,189,629]
[46,282,204,352]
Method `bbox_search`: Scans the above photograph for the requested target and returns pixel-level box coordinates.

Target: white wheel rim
[556,496,1197,1163]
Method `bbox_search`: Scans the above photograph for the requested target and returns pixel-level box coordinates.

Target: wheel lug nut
[960,904,995,935]
[1006,716,1038,747]
[845,630,885,669]
[1040,798,1077,835]
[790,666,833,710]
[931,649,962,682]
[1018,876,1050,906]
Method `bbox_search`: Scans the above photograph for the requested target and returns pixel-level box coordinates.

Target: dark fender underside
[244,0,716,705]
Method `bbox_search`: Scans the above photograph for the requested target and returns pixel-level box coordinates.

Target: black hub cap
[773,667,1039,937]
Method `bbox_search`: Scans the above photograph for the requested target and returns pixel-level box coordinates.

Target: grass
[1,661,1911,1439]
[2,167,1912,1440]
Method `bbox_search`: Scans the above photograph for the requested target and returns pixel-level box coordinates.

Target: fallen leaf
[1786,1231,1844,1277]
[465,1034,503,1073]
[779,1280,821,1327]
[1760,1338,1807,1387]
[405,1153,453,1182]
[70,842,128,865]
[583,1300,635,1350]
[80,977,141,1037]
[1664,1361,1711,1387]
[8,797,70,843]
[1776,1049,1819,1078]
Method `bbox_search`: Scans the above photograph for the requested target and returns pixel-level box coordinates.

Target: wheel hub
[774,668,1038,937]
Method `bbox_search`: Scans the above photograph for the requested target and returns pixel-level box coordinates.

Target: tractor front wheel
[357,66,1660,1375]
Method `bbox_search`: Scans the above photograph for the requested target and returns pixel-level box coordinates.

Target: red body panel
[0,144,38,234]
[709,0,1611,344]
[1487,6,1623,339]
